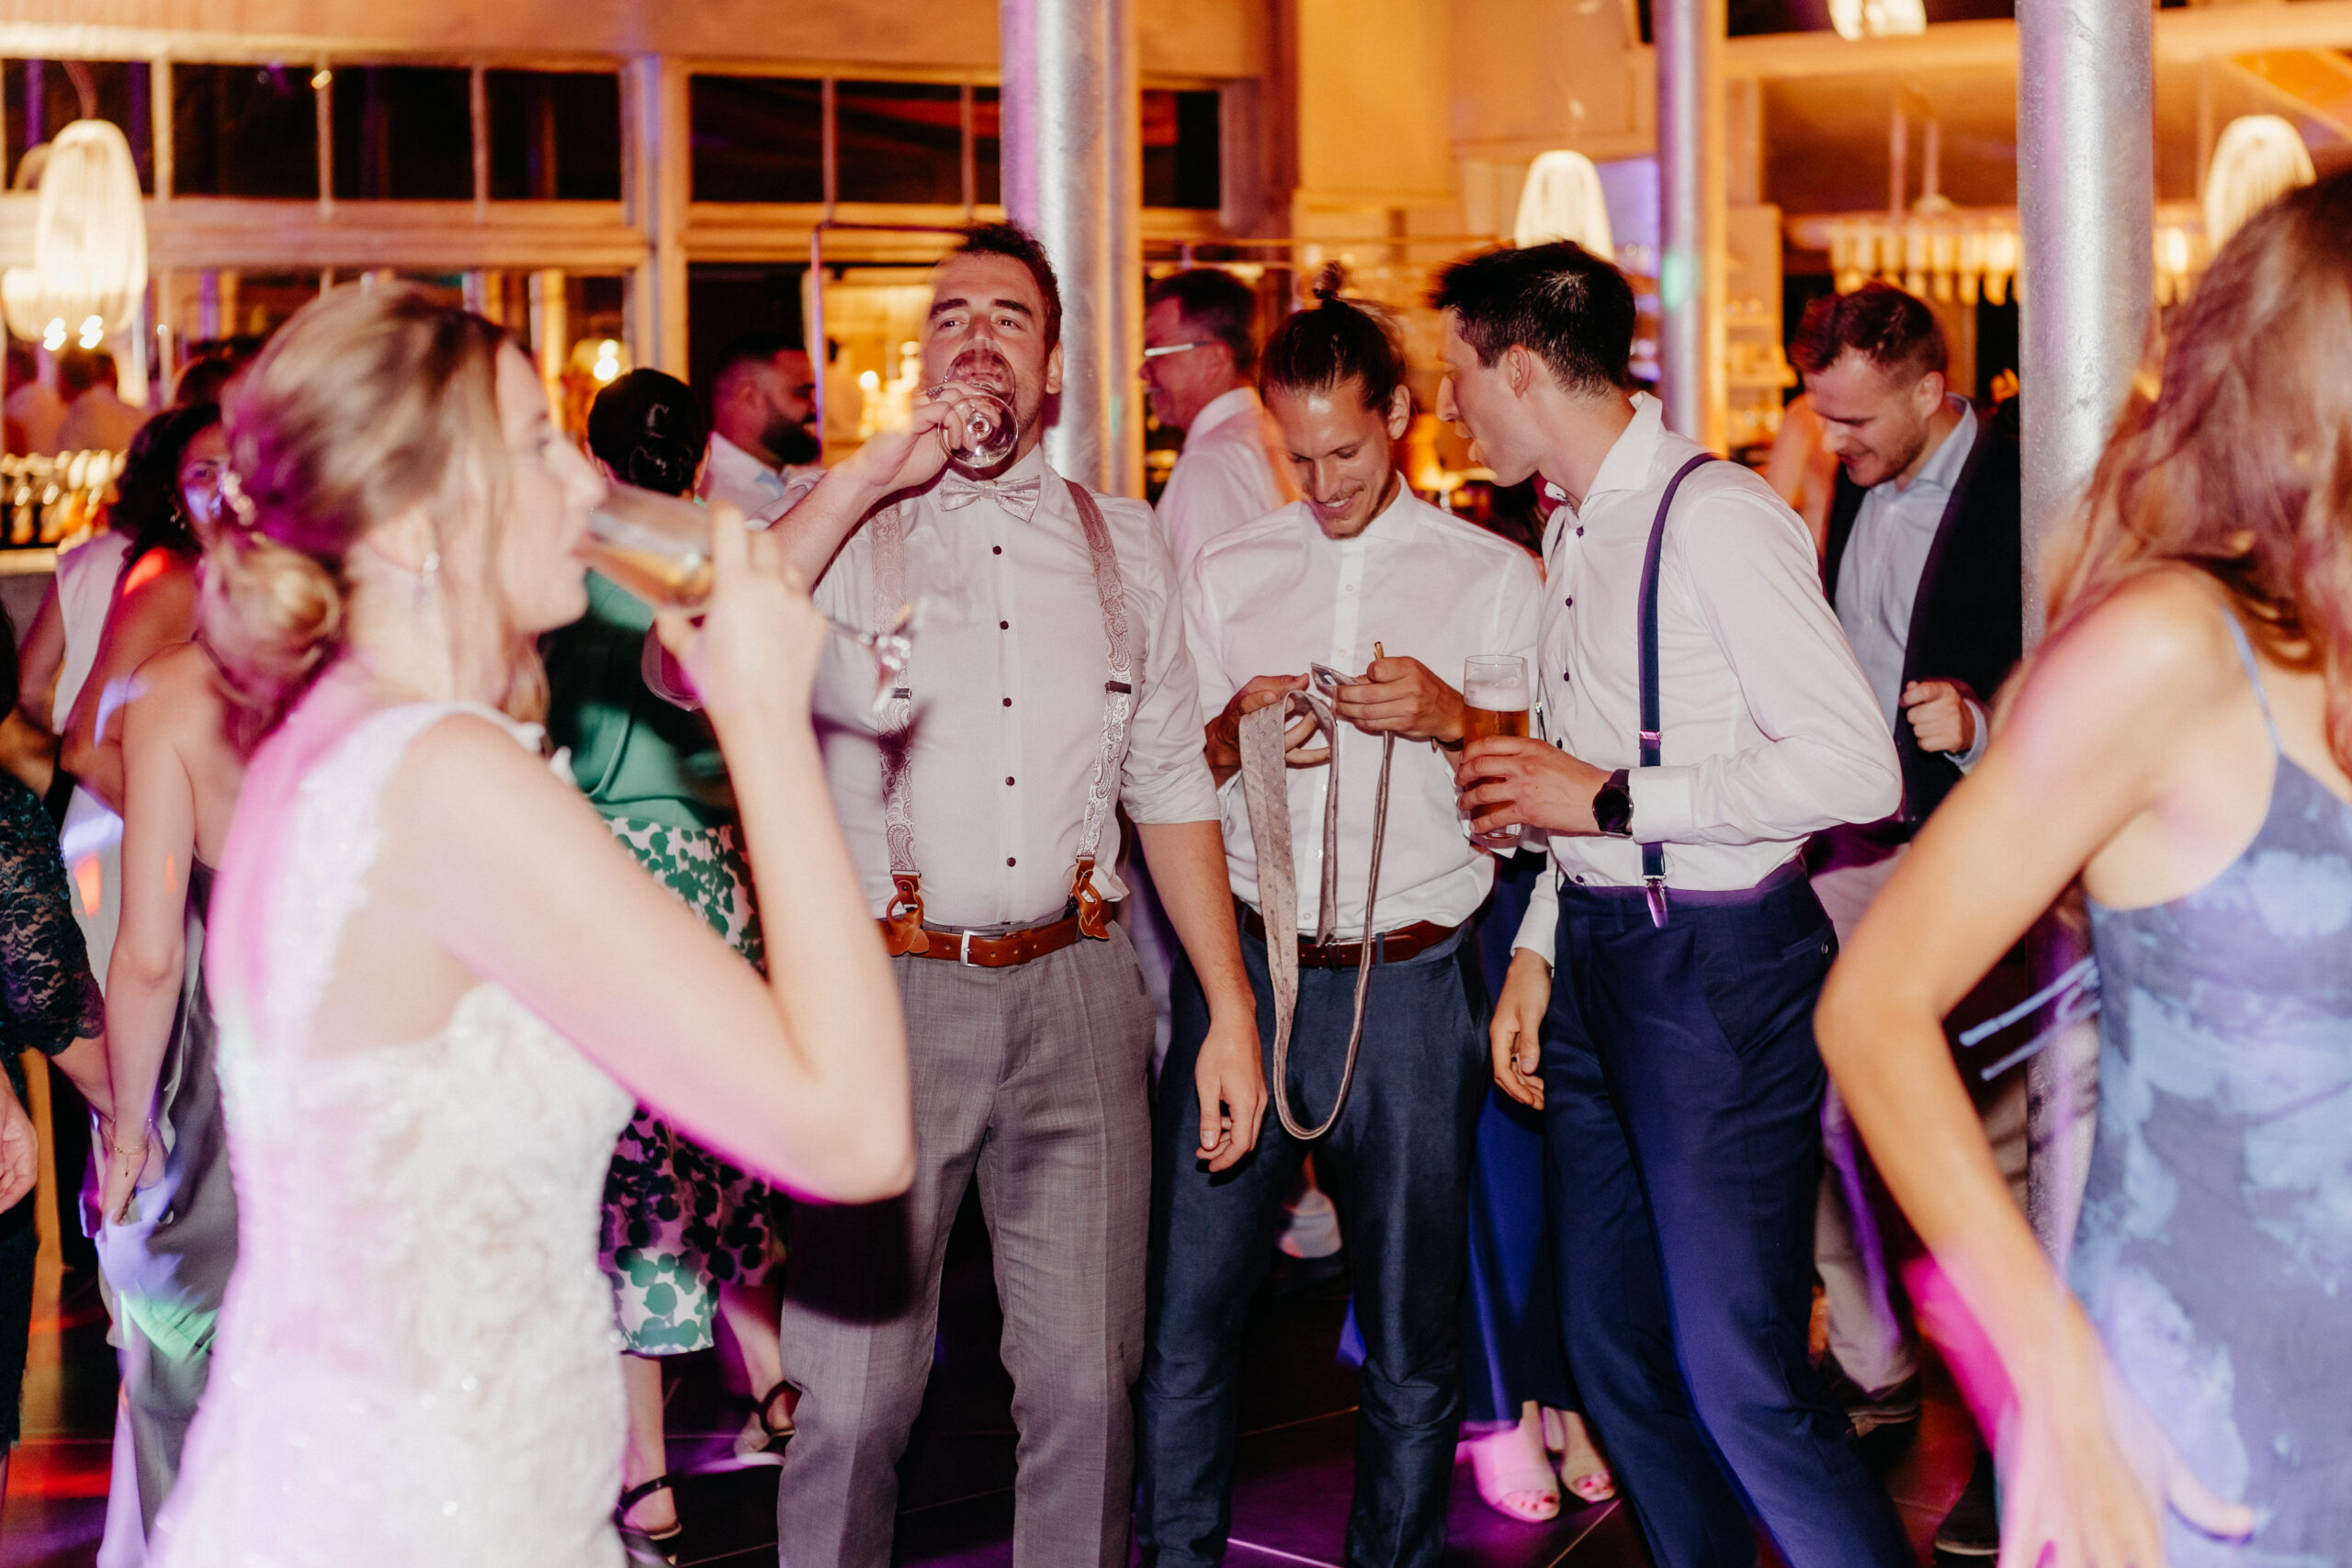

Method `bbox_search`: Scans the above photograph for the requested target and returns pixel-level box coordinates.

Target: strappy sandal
[730,1378,796,1467]
[616,1475,683,1565]
[1543,1406,1618,1506]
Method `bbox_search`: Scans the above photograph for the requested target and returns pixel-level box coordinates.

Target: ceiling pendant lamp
[2,118,149,352]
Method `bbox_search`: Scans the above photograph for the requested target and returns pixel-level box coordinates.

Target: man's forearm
[1135,819,1252,1014]
[764,463,890,583]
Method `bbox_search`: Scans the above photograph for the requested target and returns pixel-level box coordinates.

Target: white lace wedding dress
[152,701,636,1567]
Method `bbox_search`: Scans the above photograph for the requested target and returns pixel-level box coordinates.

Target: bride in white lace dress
[148,285,919,1566]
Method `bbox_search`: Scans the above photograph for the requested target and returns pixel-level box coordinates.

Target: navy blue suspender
[1634,453,1719,928]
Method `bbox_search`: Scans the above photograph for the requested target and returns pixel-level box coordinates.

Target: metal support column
[1655,0,1726,449]
[2015,0,2154,1262]
[1001,0,1133,491]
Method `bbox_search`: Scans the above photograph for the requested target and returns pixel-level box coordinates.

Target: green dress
[544,570,775,1355]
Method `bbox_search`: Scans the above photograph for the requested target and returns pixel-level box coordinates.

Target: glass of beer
[1462,654,1532,852]
[581,483,922,715]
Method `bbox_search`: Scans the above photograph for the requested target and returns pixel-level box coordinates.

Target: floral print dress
[544,571,777,1354]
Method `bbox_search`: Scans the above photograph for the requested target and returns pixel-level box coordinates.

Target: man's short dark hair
[56,347,108,400]
[1789,282,1947,382]
[1147,268,1261,376]
[704,330,804,405]
[1430,243,1635,398]
[952,221,1063,352]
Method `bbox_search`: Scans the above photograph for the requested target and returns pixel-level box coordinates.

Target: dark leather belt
[1238,903,1459,969]
[882,910,1085,968]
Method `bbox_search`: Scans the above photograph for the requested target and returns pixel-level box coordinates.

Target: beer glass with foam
[1461,655,1531,852]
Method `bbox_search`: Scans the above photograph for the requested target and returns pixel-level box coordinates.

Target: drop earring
[416,547,442,614]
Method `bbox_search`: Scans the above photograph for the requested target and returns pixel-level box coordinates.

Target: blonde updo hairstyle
[207,283,540,750]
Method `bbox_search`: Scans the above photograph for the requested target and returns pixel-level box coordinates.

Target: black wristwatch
[1592,768,1634,839]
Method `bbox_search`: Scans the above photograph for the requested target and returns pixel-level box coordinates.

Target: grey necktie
[1236,685,1394,1141]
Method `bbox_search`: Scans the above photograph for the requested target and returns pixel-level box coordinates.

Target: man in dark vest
[1792,281,2021,1558]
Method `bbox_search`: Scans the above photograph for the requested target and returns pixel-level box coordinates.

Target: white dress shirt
[1156,387,1294,578]
[1836,398,1988,769]
[809,444,1219,928]
[699,433,811,518]
[1188,486,1543,935]
[1514,394,1900,961]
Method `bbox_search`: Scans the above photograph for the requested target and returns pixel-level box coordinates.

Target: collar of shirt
[1543,391,1668,546]
[1342,476,1421,550]
[1883,396,1976,505]
[1185,385,1262,444]
[704,432,788,505]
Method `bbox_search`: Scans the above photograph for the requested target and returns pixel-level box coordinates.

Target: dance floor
[0,1193,1978,1567]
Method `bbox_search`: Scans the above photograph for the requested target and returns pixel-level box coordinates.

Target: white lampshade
[2,119,149,347]
[2203,115,2315,255]
[1513,151,1616,258]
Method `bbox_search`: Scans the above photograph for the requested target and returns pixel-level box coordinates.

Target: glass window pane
[687,263,808,395]
[487,70,621,201]
[974,86,1001,208]
[1142,88,1220,210]
[6,61,156,192]
[835,81,961,206]
[332,65,472,200]
[690,76,822,204]
[171,62,318,198]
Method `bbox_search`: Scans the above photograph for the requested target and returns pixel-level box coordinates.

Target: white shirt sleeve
[1119,512,1221,826]
[1160,440,1284,580]
[1512,839,1560,964]
[1628,489,1902,845]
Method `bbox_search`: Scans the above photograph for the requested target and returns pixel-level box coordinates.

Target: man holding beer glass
[1138,277,1541,1567]
[1435,243,1910,1568]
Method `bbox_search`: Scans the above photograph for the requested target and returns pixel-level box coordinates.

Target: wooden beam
[1722,2,2352,82]
[2217,55,2352,145]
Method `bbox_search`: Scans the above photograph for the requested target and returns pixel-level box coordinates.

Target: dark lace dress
[0,770,106,1446]
[2074,615,2352,1562]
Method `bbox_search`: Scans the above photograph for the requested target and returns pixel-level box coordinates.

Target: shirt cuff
[1627,765,1697,845]
[1954,698,1991,773]
[1511,852,1560,966]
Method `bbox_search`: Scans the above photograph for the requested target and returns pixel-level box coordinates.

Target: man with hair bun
[1144,267,1294,576]
[1792,278,2024,1557]
[1439,242,1911,1568]
[1137,278,1541,1567]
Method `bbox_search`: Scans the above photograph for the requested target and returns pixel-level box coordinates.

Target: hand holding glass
[1461,655,1531,852]
[922,385,1018,472]
[581,483,923,716]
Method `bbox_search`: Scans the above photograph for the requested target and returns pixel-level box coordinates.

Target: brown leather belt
[1238,903,1460,969]
[882,910,1085,968]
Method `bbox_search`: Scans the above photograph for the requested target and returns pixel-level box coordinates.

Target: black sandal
[730,1379,796,1466]
[616,1475,683,1565]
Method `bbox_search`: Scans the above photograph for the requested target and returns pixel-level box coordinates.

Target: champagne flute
[1461,654,1532,852]
[581,483,924,715]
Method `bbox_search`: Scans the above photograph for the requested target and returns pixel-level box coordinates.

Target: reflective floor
[0,1192,1977,1567]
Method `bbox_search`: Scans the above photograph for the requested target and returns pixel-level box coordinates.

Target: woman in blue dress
[1817,174,2352,1563]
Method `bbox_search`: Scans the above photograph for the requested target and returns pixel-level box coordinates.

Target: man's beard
[763,413,822,468]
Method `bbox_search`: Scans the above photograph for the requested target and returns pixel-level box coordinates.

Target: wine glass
[581,483,925,716]
[922,385,1018,472]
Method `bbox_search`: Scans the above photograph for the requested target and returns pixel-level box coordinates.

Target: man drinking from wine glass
[1136,274,1541,1568]
[760,221,1265,1568]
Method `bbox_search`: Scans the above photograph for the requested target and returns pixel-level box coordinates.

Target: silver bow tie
[937,472,1044,524]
